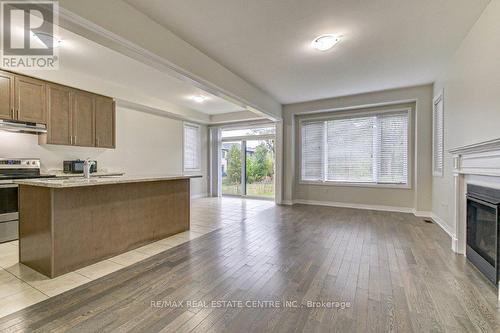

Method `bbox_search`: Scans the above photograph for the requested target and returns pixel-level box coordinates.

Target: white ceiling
[58,28,245,115]
[13,20,245,116]
[60,29,247,115]
[124,0,490,104]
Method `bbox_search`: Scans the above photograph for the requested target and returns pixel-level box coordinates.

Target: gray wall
[282,84,433,212]
[432,0,500,230]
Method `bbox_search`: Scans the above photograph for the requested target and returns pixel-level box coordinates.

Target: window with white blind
[433,92,444,176]
[300,110,409,186]
[183,123,201,172]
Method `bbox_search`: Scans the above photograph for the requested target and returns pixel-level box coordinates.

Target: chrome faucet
[83,158,95,179]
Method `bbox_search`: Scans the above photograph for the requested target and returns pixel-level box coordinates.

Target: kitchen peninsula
[15,175,201,278]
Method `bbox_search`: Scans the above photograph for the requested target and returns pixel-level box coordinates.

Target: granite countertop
[42,170,125,178]
[15,174,202,188]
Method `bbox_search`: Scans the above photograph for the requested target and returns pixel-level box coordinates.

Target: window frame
[183,122,202,173]
[298,107,412,189]
[432,91,444,177]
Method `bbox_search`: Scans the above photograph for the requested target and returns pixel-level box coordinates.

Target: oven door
[0,183,18,243]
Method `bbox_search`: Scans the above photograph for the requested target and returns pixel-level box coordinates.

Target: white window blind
[433,94,444,176]
[184,124,200,171]
[301,121,324,181]
[377,113,408,183]
[300,110,409,185]
[327,117,374,182]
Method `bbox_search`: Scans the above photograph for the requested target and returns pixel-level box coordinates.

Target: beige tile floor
[0,197,275,318]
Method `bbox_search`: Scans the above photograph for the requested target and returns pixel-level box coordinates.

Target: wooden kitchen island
[15,175,201,278]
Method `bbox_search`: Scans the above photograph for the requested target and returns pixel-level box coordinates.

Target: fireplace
[466,184,500,285]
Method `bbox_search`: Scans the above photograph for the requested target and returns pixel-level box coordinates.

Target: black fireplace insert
[466,184,500,286]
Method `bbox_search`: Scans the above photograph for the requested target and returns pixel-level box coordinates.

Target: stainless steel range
[0,158,55,243]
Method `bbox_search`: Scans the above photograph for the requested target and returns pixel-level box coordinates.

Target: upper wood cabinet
[0,71,14,120]
[72,91,95,147]
[0,70,46,123]
[46,84,72,146]
[15,75,46,123]
[42,88,116,148]
[0,69,115,149]
[95,96,115,148]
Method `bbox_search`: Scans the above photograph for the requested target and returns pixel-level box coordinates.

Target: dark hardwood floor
[0,198,499,332]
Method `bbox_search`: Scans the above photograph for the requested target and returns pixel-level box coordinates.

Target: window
[300,110,409,186]
[433,92,444,176]
[183,123,201,171]
[221,126,275,138]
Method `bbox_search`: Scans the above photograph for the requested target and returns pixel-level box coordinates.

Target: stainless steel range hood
[0,120,47,134]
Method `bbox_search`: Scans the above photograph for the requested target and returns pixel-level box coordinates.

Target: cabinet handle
[11,108,14,118]
[70,136,73,145]
[96,137,99,147]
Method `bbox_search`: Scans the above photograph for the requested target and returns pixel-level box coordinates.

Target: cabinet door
[72,91,95,147]
[46,84,72,145]
[15,76,46,123]
[95,96,115,148]
[0,71,15,120]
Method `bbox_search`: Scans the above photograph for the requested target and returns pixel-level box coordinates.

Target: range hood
[0,120,47,134]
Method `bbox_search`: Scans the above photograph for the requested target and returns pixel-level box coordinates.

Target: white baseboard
[412,210,457,240]
[292,199,414,214]
[283,200,456,241]
[413,210,432,218]
[451,236,460,253]
[429,213,456,239]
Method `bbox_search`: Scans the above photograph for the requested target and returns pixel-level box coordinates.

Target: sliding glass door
[246,139,274,198]
[221,141,242,196]
[220,125,275,199]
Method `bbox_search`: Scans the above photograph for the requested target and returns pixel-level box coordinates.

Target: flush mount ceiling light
[189,95,209,103]
[311,34,341,51]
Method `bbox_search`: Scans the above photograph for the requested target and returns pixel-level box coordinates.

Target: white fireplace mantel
[449,138,500,254]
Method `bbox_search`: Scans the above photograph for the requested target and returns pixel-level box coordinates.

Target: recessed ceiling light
[189,95,209,103]
[311,34,341,51]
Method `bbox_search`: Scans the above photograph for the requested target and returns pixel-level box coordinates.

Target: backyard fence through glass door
[221,127,275,199]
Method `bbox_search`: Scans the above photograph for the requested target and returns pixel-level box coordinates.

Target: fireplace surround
[450,138,500,293]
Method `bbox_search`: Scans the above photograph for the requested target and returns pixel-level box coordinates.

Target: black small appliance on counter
[63,160,98,174]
